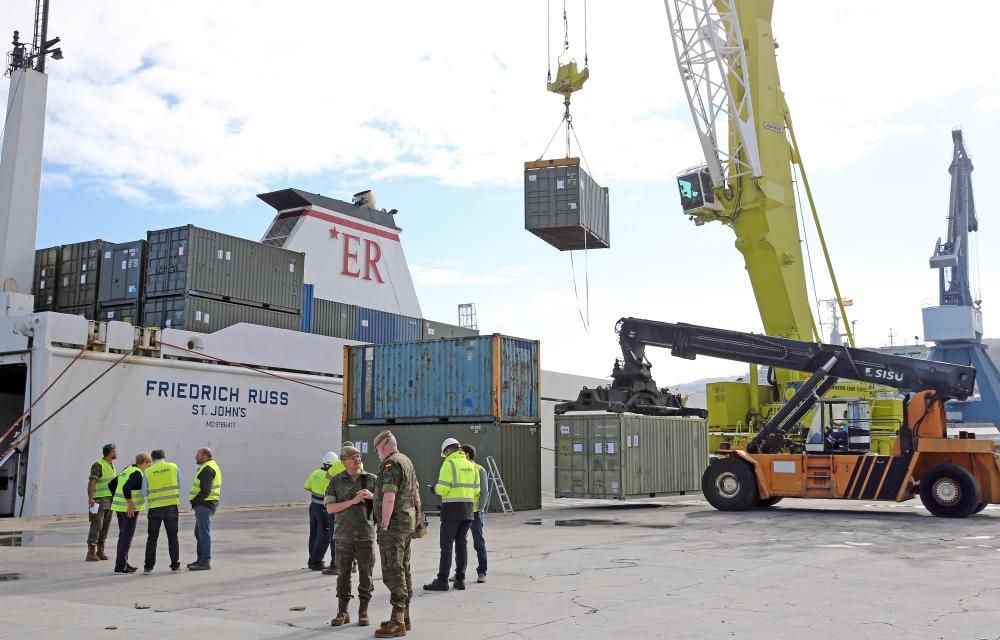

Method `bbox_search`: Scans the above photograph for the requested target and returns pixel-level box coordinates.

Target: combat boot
[330,598,351,626]
[86,544,99,562]
[373,607,407,637]
[96,544,109,560]
[358,599,370,626]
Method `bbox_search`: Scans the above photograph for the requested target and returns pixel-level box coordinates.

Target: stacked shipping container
[343,335,543,512]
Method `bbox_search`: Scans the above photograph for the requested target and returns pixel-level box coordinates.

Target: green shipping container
[344,422,541,513]
[555,413,708,499]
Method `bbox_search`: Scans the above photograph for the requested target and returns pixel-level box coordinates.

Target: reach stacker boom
[616,317,1000,518]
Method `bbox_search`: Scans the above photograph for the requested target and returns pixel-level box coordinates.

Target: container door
[588,417,622,498]
[555,417,588,498]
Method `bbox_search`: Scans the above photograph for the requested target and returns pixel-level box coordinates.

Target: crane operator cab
[804,398,871,454]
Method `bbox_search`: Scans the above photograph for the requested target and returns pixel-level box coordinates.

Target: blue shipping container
[355,307,422,343]
[301,284,314,332]
[345,334,540,424]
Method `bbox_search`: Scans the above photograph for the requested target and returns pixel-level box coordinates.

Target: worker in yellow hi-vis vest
[423,438,477,592]
[188,447,222,571]
[108,452,152,574]
[305,451,342,573]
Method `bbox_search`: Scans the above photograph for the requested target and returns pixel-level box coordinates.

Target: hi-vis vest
[110,466,145,512]
[146,460,180,508]
[189,460,222,502]
[93,458,116,499]
[305,467,332,504]
[435,451,478,504]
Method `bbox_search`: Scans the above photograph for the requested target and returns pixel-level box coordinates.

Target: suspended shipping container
[143,295,299,333]
[422,319,479,340]
[98,240,146,306]
[145,225,305,312]
[555,413,708,499]
[313,298,357,340]
[355,307,420,343]
[344,334,540,425]
[56,240,107,309]
[32,246,59,311]
[345,422,541,512]
[524,157,610,251]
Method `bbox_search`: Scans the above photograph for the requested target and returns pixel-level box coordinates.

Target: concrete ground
[1,497,998,639]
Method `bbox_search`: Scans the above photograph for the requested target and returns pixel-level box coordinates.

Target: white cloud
[411,265,525,287]
[974,96,1000,113]
[5,3,994,207]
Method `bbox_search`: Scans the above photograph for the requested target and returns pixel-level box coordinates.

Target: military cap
[340,445,361,458]
[373,430,393,447]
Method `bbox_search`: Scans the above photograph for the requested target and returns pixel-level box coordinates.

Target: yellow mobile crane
[559,2,903,451]
[666,0,902,451]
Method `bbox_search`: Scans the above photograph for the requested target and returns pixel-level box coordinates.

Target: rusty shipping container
[555,413,708,499]
[344,335,540,425]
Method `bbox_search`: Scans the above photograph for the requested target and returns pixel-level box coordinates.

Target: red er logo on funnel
[331,226,384,283]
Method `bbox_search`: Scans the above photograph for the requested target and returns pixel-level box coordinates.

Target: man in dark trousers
[143,449,181,574]
[304,451,341,573]
[108,452,152,574]
[188,447,221,571]
[86,443,117,562]
[424,437,477,592]
[324,445,377,627]
[460,444,489,583]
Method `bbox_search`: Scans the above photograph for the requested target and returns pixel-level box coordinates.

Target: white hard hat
[441,437,460,453]
[322,451,338,465]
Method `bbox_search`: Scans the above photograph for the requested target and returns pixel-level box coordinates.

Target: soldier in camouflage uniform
[372,430,420,638]
[325,445,377,627]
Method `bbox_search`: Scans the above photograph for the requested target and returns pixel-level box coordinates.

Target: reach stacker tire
[702,457,758,511]
[756,496,783,508]
[973,502,988,514]
[918,463,981,518]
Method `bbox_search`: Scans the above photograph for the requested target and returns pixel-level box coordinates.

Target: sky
[2,1,999,386]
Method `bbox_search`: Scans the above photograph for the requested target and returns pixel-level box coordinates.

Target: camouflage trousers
[377,529,412,609]
[335,538,375,601]
[86,497,113,546]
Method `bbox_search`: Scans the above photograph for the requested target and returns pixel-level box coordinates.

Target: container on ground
[344,334,540,425]
[143,295,299,333]
[555,412,708,499]
[345,422,541,512]
[524,157,609,251]
[145,225,305,312]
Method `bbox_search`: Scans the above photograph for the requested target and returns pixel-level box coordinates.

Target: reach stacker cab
[613,318,1000,518]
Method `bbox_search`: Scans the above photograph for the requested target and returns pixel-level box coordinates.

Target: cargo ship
[1,182,611,517]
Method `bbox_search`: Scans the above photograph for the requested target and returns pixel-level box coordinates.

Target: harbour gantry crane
[922,129,1000,430]
[616,317,999,518]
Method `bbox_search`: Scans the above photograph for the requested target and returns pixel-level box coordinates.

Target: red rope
[157,340,343,397]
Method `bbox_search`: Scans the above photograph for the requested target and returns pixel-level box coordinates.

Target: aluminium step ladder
[484,455,514,515]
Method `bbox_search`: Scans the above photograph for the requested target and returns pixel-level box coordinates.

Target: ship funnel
[352,190,376,210]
